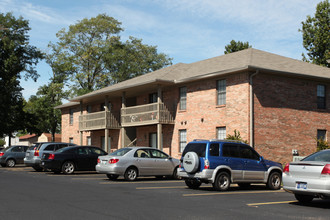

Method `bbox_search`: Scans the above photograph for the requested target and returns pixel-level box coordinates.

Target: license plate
[296,182,307,190]
[102,160,107,165]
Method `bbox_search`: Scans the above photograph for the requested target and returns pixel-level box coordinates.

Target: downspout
[249,70,259,148]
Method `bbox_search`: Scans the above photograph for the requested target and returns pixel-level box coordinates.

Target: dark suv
[177,139,282,191]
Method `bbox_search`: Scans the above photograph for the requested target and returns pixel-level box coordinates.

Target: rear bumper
[177,168,214,182]
[95,164,126,175]
[24,157,41,167]
[283,174,330,197]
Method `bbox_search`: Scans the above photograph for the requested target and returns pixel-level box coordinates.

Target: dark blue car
[177,139,282,191]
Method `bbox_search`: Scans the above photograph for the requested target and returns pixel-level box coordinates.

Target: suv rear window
[182,143,207,157]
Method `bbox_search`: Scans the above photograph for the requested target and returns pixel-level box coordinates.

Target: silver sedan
[282,149,330,203]
[96,147,180,181]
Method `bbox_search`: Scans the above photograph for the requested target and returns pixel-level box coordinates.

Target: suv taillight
[97,158,101,163]
[34,150,39,156]
[204,159,210,169]
[321,164,330,175]
[0,152,4,157]
[109,159,119,164]
[283,163,290,173]
[48,154,55,160]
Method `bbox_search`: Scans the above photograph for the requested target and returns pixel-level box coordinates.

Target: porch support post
[157,86,162,150]
[105,95,109,152]
[80,101,83,145]
[121,92,126,148]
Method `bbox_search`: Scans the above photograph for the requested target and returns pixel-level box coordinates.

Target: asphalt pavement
[1,166,330,220]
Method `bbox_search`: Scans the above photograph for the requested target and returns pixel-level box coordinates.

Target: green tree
[300,0,330,67]
[226,130,248,144]
[48,14,172,96]
[224,40,252,54]
[0,12,43,139]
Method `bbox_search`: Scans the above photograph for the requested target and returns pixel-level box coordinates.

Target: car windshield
[302,150,330,162]
[182,143,207,157]
[110,148,132,156]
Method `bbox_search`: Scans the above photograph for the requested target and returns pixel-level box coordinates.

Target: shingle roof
[61,48,329,106]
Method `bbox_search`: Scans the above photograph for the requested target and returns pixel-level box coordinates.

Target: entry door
[149,133,157,149]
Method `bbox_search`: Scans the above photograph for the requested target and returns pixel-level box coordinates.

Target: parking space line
[183,189,285,197]
[247,200,297,207]
[99,180,183,184]
[71,177,106,180]
[136,186,186,190]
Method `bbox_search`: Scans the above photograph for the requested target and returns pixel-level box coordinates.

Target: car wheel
[267,171,282,190]
[33,166,43,172]
[213,172,230,191]
[172,167,180,180]
[6,159,15,167]
[124,167,138,181]
[294,194,314,203]
[107,174,119,180]
[185,179,202,189]
[62,161,75,174]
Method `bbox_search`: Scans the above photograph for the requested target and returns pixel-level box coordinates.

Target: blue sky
[0,0,319,100]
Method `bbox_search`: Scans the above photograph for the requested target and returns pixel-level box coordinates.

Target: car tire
[294,194,314,203]
[172,167,180,180]
[267,171,282,190]
[33,166,43,172]
[182,152,199,174]
[6,159,16,167]
[185,179,202,189]
[107,174,119,180]
[213,172,231,191]
[124,167,138,181]
[62,161,75,174]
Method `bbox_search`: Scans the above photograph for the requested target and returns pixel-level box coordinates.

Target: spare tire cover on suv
[183,152,199,174]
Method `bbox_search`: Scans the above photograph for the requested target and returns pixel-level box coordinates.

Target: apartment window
[179,129,187,152]
[149,93,158,103]
[69,138,74,144]
[86,105,92,113]
[179,87,187,110]
[317,85,326,109]
[87,136,92,145]
[217,79,226,105]
[217,127,226,140]
[69,109,74,125]
[317,130,327,141]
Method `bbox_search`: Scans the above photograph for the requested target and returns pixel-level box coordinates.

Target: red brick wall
[253,73,330,164]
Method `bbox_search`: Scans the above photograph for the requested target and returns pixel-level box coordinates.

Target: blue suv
[177,139,282,191]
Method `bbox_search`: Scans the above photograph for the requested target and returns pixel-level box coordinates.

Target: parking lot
[1,166,330,220]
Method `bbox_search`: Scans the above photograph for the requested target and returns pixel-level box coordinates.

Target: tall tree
[224,40,252,54]
[300,0,330,67]
[0,12,43,139]
[49,14,172,96]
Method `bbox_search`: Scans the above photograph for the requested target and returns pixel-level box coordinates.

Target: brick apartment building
[56,48,330,164]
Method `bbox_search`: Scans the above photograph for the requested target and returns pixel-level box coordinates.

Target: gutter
[250,70,259,147]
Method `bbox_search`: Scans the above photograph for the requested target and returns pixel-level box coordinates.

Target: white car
[96,147,180,181]
[282,149,330,203]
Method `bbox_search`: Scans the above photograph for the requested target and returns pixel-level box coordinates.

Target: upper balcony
[121,102,175,127]
[79,111,120,131]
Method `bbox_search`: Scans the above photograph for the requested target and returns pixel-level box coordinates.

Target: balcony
[121,103,175,127]
[79,111,120,131]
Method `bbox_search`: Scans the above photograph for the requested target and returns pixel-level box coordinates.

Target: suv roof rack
[193,139,245,144]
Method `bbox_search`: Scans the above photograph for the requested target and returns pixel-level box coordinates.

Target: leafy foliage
[224,40,252,54]
[0,12,43,137]
[226,130,248,144]
[317,139,330,151]
[0,139,5,146]
[300,0,330,67]
[48,14,172,96]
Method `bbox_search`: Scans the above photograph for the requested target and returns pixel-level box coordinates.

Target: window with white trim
[217,79,226,105]
[217,127,226,140]
[179,87,187,110]
[179,129,187,153]
[317,85,326,109]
